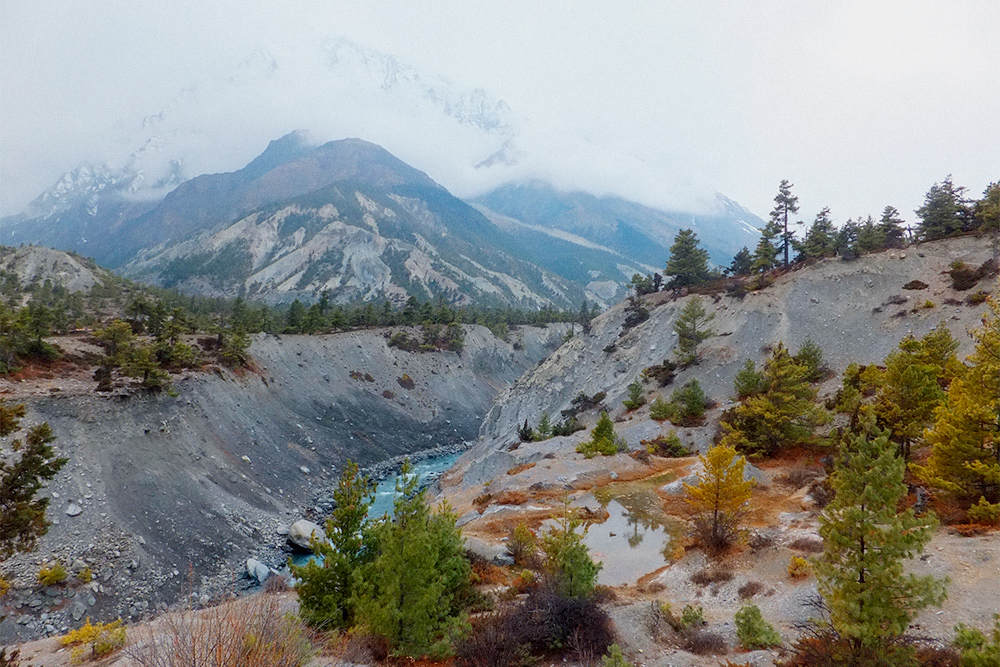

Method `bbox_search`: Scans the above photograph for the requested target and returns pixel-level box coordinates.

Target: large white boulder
[287,519,323,550]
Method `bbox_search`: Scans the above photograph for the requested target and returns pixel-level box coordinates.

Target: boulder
[287,519,323,550]
[246,558,270,584]
[465,536,514,566]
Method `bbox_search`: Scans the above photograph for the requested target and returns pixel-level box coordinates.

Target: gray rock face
[287,520,323,551]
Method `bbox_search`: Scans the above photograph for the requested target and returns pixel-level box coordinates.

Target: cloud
[2,1,998,222]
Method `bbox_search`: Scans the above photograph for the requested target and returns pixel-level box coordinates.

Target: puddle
[584,479,685,586]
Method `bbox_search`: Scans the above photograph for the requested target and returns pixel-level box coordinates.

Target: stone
[65,504,83,517]
[455,510,479,528]
[246,558,270,584]
[70,600,87,621]
[287,519,323,550]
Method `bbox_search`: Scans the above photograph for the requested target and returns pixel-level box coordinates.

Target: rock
[465,536,515,566]
[276,525,290,536]
[287,519,323,550]
[609,471,619,480]
[70,600,87,621]
[65,503,83,517]
[246,558,270,584]
[455,510,479,528]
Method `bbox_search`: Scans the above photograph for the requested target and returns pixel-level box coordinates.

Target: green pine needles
[815,427,947,653]
[352,460,471,658]
[294,460,472,658]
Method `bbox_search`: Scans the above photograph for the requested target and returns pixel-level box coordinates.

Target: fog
[2,1,998,224]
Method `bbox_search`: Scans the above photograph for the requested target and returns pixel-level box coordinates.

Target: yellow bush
[0,577,11,596]
[60,618,126,662]
[76,567,93,584]
[788,556,811,579]
[38,562,67,585]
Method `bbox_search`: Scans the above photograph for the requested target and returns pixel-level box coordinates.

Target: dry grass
[789,537,824,553]
[506,462,536,476]
[495,490,530,506]
[125,594,312,667]
[691,567,734,586]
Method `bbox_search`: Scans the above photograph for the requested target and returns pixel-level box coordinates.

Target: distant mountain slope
[472,182,762,267]
[2,135,763,308]
[0,245,109,293]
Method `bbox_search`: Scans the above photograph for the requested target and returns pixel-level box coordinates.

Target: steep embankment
[0,323,566,642]
[475,236,992,456]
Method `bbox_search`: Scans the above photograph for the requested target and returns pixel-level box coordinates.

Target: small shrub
[794,339,826,382]
[576,412,625,458]
[622,380,646,411]
[601,643,633,667]
[691,568,733,586]
[60,618,126,661]
[903,280,928,290]
[456,607,535,667]
[789,537,824,553]
[737,581,762,599]
[954,614,1000,667]
[735,604,782,649]
[382,389,395,399]
[923,300,936,309]
[396,374,415,389]
[38,562,67,586]
[967,290,991,305]
[787,556,811,579]
[644,359,678,386]
[629,448,652,464]
[473,492,494,513]
[684,630,727,655]
[681,604,706,628]
[649,396,675,421]
[76,567,93,584]
[642,431,692,457]
[670,380,707,425]
[949,260,983,291]
[967,497,1000,526]
[264,573,289,594]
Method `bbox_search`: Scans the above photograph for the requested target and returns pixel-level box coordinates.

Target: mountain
[472,182,762,268]
[2,135,762,308]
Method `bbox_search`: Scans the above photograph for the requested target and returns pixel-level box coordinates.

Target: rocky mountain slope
[0,323,567,642]
[3,134,762,308]
[473,182,762,268]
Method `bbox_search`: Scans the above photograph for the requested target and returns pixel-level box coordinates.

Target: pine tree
[0,402,67,558]
[835,218,861,258]
[729,246,753,277]
[799,207,837,260]
[733,359,764,399]
[293,460,375,630]
[815,428,946,655]
[576,411,624,458]
[854,216,884,255]
[684,444,754,554]
[975,182,1000,264]
[878,205,907,249]
[541,506,602,598]
[353,461,471,658]
[751,222,781,274]
[770,180,801,267]
[622,380,646,411]
[916,175,970,241]
[720,342,826,458]
[673,297,714,367]
[664,229,711,288]
[913,298,1000,504]
[874,347,945,461]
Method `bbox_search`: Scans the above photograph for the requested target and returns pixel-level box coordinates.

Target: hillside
[0,323,568,643]
[433,235,999,665]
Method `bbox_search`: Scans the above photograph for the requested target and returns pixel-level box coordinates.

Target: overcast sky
[2,1,998,227]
